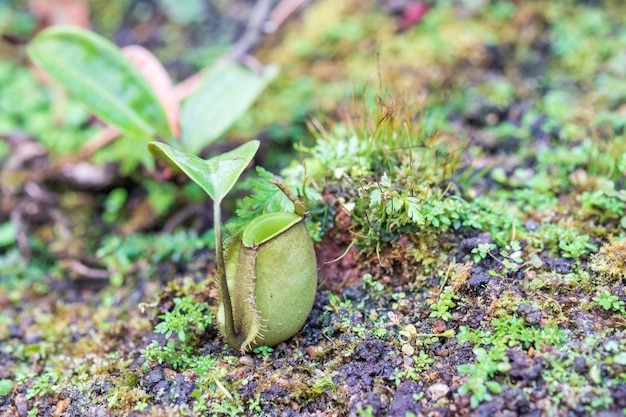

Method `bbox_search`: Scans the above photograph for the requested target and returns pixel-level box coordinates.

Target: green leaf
[457,364,472,374]
[180,63,278,154]
[27,26,172,142]
[614,352,626,365]
[148,140,260,203]
[0,221,16,248]
[485,381,502,394]
[0,379,13,396]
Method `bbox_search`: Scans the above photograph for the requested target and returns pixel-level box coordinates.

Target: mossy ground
[2,1,626,416]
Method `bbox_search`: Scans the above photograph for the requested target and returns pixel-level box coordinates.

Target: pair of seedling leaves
[27,26,317,352]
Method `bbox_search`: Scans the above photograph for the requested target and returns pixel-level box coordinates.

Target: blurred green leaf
[103,188,128,224]
[0,379,13,396]
[0,221,16,248]
[180,63,278,154]
[27,25,172,142]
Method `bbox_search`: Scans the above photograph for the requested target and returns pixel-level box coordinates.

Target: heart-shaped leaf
[148,140,260,203]
[27,25,172,142]
[180,63,278,154]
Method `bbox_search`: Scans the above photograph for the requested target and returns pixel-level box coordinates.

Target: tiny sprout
[399,323,455,343]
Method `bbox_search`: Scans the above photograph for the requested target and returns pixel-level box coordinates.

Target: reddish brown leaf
[397,1,429,31]
[122,45,180,139]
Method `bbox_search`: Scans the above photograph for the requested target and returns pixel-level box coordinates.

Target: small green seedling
[429,288,458,321]
[593,291,625,312]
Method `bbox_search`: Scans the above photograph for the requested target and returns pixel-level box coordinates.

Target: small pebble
[402,344,415,357]
[8,325,23,339]
[239,355,254,367]
[15,394,28,417]
[573,356,587,373]
[306,345,318,358]
[145,368,164,387]
[427,382,450,402]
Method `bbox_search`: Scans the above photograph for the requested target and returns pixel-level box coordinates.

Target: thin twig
[80,125,120,158]
[64,260,110,279]
[267,0,313,33]
[321,239,356,267]
[269,178,307,216]
[162,203,204,234]
[224,0,276,63]
[10,210,31,262]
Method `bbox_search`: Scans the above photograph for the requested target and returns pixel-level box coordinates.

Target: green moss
[589,238,626,284]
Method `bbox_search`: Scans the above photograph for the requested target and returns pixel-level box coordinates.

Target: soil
[2,1,626,416]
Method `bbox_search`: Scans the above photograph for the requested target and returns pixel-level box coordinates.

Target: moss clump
[589,238,626,283]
